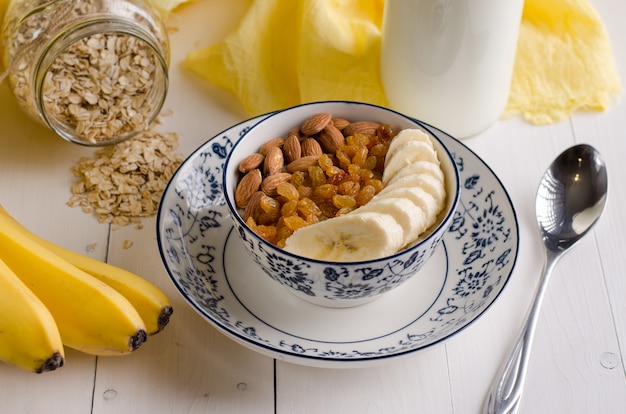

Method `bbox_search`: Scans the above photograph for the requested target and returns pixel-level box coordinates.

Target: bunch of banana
[284,128,446,262]
[0,205,173,373]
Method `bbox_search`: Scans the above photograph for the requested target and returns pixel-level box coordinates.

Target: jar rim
[33,18,169,146]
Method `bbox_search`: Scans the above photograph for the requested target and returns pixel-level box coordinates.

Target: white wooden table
[1,1,625,413]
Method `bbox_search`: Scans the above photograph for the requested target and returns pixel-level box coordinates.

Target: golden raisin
[369,143,387,157]
[328,171,348,185]
[366,179,384,194]
[276,221,294,246]
[290,171,308,187]
[260,195,280,215]
[346,173,361,183]
[298,185,313,198]
[338,180,360,196]
[317,200,339,219]
[276,181,300,201]
[363,155,377,171]
[256,195,280,225]
[352,146,368,167]
[347,164,360,175]
[284,215,308,231]
[281,200,298,217]
[256,224,278,244]
[358,167,374,181]
[325,165,344,177]
[297,197,322,217]
[333,194,356,209]
[336,150,351,170]
[340,144,357,158]
[308,165,327,187]
[313,183,337,199]
[304,214,320,225]
[318,153,334,170]
[347,133,370,147]
[356,185,376,206]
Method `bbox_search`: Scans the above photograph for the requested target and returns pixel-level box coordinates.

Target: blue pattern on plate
[157,116,519,365]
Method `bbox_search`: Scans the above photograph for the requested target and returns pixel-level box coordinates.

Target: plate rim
[156,109,520,367]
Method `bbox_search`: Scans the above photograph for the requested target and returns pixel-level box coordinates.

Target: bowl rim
[223,100,461,266]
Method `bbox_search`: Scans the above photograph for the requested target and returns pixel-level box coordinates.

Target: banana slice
[374,186,442,228]
[387,160,445,186]
[357,197,427,247]
[283,212,404,262]
[380,173,446,207]
[385,128,432,163]
[383,140,439,184]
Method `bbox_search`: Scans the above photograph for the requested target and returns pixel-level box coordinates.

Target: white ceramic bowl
[223,101,460,307]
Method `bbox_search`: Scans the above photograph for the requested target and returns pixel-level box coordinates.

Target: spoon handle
[483,250,560,414]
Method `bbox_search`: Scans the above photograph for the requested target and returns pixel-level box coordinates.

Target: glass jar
[1,0,170,146]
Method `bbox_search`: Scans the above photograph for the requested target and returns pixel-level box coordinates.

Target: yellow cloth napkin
[504,0,622,123]
[186,0,387,115]
[185,0,622,125]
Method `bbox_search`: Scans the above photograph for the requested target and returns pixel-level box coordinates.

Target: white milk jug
[380,0,524,138]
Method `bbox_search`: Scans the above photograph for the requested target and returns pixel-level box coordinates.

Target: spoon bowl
[536,144,608,252]
[484,144,608,414]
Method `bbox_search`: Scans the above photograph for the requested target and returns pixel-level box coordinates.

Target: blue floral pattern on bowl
[232,217,446,303]
[156,115,519,367]
[222,102,460,307]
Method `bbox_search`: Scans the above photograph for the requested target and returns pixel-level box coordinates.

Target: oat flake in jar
[1,0,170,146]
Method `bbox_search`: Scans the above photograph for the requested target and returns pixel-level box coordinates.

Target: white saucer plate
[157,115,519,368]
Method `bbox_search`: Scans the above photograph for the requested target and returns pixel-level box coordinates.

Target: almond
[343,121,381,137]
[259,137,285,156]
[238,153,264,173]
[263,146,284,176]
[317,124,345,154]
[283,134,302,164]
[243,190,264,222]
[235,169,262,208]
[332,118,350,131]
[261,172,292,196]
[300,113,332,136]
[286,155,321,173]
[300,138,323,157]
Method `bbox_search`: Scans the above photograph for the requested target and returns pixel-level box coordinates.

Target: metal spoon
[484,144,608,414]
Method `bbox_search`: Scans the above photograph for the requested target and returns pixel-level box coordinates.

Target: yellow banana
[35,242,172,335]
[0,207,173,335]
[0,258,65,373]
[0,206,147,356]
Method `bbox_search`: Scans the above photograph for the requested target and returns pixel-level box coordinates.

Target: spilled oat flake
[67,116,184,229]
